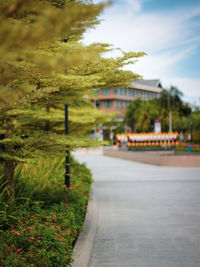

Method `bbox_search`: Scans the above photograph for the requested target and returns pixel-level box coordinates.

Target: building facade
[93,79,163,118]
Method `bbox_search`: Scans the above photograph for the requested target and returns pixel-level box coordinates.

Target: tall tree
[159,86,183,132]
[124,98,158,132]
[0,0,145,201]
[124,98,142,131]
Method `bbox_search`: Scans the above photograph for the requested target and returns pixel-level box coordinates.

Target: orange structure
[116,133,179,148]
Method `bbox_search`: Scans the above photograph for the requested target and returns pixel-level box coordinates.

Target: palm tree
[159,86,183,132]
[136,101,158,132]
[124,98,142,131]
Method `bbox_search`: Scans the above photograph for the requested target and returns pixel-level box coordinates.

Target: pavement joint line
[72,186,99,267]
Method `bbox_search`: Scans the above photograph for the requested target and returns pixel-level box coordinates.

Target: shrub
[0,156,92,266]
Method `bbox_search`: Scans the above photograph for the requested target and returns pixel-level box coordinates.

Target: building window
[94,89,99,96]
[113,88,118,95]
[128,89,132,96]
[115,100,119,108]
[103,88,110,95]
[120,88,123,95]
[104,100,112,108]
[124,88,127,95]
[120,101,123,109]
[96,100,100,108]
[132,90,135,96]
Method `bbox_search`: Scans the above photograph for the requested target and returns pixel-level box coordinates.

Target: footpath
[72,151,200,267]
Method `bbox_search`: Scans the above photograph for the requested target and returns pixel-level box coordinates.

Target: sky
[83,0,200,105]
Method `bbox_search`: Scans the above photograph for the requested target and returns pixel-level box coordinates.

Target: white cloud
[84,4,199,52]
[125,45,197,77]
[162,77,200,97]
[123,0,142,12]
[83,1,200,102]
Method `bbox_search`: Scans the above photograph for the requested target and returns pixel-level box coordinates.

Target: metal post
[169,110,172,133]
[65,104,70,187]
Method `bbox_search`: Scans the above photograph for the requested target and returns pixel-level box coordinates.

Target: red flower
[14,232,20,236]
[37,237,41,240]
[29,237,35,240]
[16,248,24,254]
[30,216,36,219]
[65,203,69,210]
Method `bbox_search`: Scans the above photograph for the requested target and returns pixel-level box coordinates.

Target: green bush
[0,156,93,266]
[176,146,200,152]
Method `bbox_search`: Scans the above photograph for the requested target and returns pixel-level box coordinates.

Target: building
[93,79,163,118]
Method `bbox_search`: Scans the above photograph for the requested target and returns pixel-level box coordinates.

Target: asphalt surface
[74,153,200,267]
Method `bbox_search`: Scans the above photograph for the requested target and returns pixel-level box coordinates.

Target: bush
[176,146,200,153]
[0,156,93,266]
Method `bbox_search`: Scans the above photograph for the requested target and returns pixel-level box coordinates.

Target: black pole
[65,104,70,187]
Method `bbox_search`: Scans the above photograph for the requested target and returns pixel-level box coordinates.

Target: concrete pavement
[74,153,200,267]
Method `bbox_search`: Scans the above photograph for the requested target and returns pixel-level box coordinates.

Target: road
[74,153,200,267]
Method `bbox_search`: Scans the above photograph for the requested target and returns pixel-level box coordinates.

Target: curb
[72,186,99,267]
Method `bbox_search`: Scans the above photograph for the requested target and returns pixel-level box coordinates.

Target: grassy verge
[176,146,200,152]
[0,156,92,266]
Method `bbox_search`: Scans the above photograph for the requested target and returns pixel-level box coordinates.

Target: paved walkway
[74,154,200,267]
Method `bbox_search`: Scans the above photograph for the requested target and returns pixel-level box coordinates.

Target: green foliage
[190,109,200,142]
[124,86,197,137]
[0,156,92,266]
[0,0,145,200]
[124,98,158,132]
[176,146,200,152]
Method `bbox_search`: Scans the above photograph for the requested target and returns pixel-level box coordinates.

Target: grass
[0,156,93,266]
[176,146,200,152]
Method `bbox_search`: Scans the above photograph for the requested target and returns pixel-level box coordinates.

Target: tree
[124,98,158,132]
[136,100,158,132]
[158,86,183,132]
[0,0,145,201]
[190,109,200,143]
[0,0,106,202]
[124,98,142,131]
